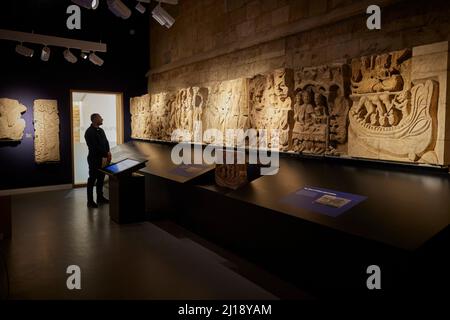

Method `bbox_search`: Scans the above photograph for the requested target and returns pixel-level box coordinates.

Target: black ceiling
[0,0,151,70]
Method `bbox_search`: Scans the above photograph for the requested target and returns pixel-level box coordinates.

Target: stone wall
[149,0,450,91]
[145,0,450,165]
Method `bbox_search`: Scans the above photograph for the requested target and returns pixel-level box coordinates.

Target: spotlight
[135,2,146,14]
[107,0,131,19]
[15,43,34,58]
[89,52,104,66]
[81,51,89,60]
[71,0,99,9]
[63,49,78,64]
[152,4,175,28]
[92,0,99,9]
[40,46,51,62]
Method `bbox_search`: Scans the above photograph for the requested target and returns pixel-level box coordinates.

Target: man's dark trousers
[87,156,105,203]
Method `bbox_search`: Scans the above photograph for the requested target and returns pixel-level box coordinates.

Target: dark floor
[0,188,308,300]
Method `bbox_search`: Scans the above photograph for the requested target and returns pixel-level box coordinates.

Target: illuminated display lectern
[101,158,148,224]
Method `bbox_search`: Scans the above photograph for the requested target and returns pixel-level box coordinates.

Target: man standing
[84,113,111,208]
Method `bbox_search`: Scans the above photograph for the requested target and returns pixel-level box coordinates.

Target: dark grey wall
[0,1,150,190]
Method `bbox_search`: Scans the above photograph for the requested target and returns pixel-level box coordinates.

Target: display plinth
[109,173,146,224]
[101,158,147,224]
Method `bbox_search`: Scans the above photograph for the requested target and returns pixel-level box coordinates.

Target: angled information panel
[101,158,147,176]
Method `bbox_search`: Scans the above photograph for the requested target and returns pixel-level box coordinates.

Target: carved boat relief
[348,49,440,163]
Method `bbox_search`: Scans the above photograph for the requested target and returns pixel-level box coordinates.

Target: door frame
[70,90,124,187]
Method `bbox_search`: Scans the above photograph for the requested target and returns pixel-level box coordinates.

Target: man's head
[90,113,103,126]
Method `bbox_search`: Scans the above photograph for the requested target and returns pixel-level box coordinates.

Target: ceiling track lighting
[40,46,51,61]
[152,4,175,28]
[71,0,100,10]
[15,43,34,58]
[64,49,78,64]
[107,0,132,19]
[1,29,106,65]
[89,52,104,66]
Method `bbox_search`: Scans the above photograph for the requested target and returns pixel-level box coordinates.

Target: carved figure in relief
[291,88,328,154]
[248,69,293,151]
[294,64,351,155]
[328,86,350,147]
[270,69,292,110]
[351,49,410,94]
[215,163,248,190]
[150,92,171,140]
[0,98,27,141]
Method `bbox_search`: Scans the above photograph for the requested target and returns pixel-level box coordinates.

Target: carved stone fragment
[0,98,27,141]
[202,78,248,145]
[33,99,60,163]
[215,151,248,189]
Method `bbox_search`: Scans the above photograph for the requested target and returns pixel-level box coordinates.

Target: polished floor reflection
[1,188,307,300]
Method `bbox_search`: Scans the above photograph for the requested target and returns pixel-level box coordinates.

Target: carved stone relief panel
[33,99,60,163]
[130,94,151,140]
[149,91,174,141]
[202,78,248,145]
[293,63,351,155]
[0,98,27,141]
[248,68,294,151]
[137,42,448,165]
[166,87,208,142]
[348,48,441,164]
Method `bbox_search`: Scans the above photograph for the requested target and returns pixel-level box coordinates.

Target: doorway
[71,91,124,186]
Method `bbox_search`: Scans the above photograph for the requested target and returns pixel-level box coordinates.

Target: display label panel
[281,186,367,217]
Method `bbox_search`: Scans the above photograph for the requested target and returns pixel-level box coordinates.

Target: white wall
[72,92,118,184]
[78,93,117,144]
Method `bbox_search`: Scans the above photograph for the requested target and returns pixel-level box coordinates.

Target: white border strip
[0,184,73,196]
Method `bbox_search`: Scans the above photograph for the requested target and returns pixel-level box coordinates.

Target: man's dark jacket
[84,125,110,163]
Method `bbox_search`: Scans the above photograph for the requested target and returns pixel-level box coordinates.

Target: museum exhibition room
[0,0,449,308]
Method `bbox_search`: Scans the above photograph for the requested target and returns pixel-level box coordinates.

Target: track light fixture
[15,43,34,57]
[107,0,132,19]
[71,0,99,10]
[135,2,146,14]
[40,46,51,62]
[152,4,175,28]
[89,52,104,66]
[63,49,78,64]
